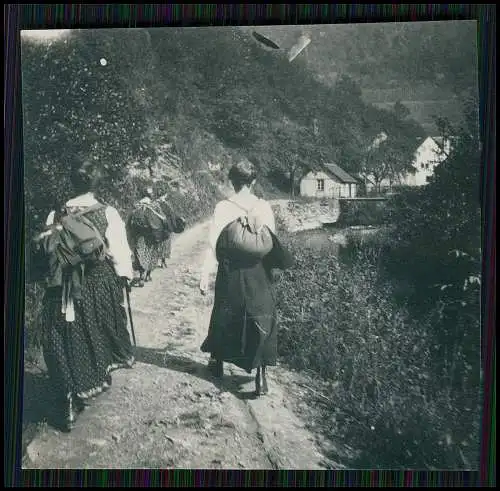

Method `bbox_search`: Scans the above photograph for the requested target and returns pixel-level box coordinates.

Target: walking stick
[124,285,137,347]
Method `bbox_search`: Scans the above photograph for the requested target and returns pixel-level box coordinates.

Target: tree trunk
[289,168,295,198]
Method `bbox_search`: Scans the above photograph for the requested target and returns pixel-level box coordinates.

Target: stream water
[292,224,382,255]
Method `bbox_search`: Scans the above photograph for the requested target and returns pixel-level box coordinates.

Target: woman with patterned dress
[129,190,186,285]
[158,236,172,268]
[38,160,135,432]
[128,188,165,286]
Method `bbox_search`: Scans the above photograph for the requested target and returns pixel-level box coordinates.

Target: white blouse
[45,192,134,280]
[200,192,276,282]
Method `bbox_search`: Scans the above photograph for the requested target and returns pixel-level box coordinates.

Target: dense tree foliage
[23,26,431,234]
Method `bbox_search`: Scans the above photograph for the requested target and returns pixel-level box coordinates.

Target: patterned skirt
[132,235,162,276]
[40,260,135,401]
[158,237,172,263]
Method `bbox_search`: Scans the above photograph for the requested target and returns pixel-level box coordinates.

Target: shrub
[336,199,389,227]
[275,103,482,467]
[275,223,480,468]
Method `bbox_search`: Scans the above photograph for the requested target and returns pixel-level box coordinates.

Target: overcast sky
[21,29,72,43]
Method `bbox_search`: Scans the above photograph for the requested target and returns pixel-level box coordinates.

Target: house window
[316,179,325,191]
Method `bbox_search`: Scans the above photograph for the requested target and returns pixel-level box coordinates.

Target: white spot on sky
[100,58,108,66]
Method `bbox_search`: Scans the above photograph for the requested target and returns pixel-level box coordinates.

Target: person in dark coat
[199,159,294,396]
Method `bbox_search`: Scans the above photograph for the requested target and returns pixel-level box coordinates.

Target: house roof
[322,163,359,184]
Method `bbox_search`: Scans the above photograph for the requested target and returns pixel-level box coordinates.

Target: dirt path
[24,220,334,470]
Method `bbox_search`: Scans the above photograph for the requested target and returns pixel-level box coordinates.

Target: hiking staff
[124,282,137,347]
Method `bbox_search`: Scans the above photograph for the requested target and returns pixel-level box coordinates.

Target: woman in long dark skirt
[38,160,135,431]
[199,160,294,396]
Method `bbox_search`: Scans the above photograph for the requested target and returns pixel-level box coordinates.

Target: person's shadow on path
[134,345,259,401]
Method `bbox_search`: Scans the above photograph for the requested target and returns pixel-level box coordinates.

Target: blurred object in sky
[252,31,281,49]
[288,34,311,62]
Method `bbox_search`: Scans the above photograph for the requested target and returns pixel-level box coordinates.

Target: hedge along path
[24,218,335,470]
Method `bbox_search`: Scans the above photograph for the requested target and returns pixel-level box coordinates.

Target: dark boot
[261,365,269,395]
[131,276,145,288]
[138,272,145,287]
[102,374,112,391]
[54,395,77,433]
[255,366,269,396]
[215,360,224,378]
[255,367,261,396]
[74,396,89,413]
[208,357,224,378]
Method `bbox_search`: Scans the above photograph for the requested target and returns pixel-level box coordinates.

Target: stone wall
[271,198,340,233]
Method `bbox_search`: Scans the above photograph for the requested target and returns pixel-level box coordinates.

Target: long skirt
[200,260,278,374]
[158,237,172,265]
[132,236,161,277]
[41,260,135,401]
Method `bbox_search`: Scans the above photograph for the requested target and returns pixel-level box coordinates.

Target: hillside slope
[243,22,478,134]
[21,24,474,248]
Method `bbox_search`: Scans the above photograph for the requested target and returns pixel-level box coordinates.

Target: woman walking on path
[128,187,164,286]
[34,159,135,432]
[128,189,186,285]
[199,159,294,396]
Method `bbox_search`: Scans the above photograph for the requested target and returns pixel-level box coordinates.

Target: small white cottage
[300,163,358,199]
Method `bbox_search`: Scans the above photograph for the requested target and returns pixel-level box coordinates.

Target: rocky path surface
[23,220,335,470]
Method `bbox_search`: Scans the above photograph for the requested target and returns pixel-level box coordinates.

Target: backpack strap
[67,202,109,254]
[33,203,106,242]
[70,202,107,218]
[226,198,250,214]
[139,203,168,221]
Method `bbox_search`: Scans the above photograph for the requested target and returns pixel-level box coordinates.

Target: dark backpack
[56,203,108,265]
[129,202,184,243]
[32,203,108,288]
[216,199,274,261]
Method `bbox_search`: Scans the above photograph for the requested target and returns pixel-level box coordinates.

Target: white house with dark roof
[361,135,454,192]
[300,163,359,199]
[398,135,452,187]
